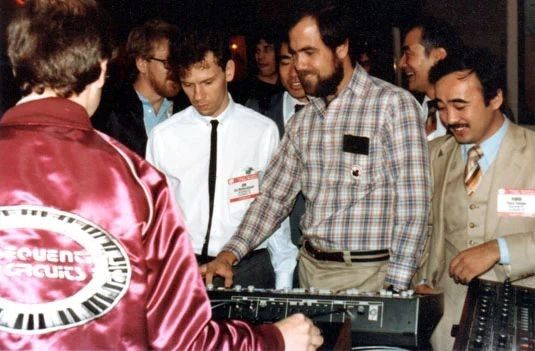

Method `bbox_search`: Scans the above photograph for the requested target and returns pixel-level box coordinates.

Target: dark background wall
[2,0,528,119]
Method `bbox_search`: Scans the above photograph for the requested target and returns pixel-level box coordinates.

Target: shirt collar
[136,91,171,112]
[460,117,509,173]
[1,97,92,130]
[191,93,234,125]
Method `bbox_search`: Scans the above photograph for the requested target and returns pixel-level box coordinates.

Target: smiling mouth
[405,71,415,80]
[289,81,302,89]
[449,123,469,133]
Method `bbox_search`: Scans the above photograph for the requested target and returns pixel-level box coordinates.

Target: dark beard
[299,60,344,98]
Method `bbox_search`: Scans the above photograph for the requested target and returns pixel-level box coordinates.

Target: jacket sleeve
[142,168,284,351]
[496,232,535,282]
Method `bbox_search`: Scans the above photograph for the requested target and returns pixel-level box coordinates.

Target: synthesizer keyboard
[208,286,443,349]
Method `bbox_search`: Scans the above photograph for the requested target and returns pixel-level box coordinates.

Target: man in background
[233,29,283,114]
[398,17,463,140]
[95,19,183,157]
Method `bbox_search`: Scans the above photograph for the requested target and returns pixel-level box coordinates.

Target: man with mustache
[95,19,183,157]
[204,2,430,293]
[415,47,535,350]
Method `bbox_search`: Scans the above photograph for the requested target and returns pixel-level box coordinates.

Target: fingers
[202,259,234,287]
[205,270,214,285]
[199,264,207,276]
[223,273,233,288]
[415,284,433,294]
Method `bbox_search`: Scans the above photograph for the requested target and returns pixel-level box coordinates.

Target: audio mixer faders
[453,279,535,351]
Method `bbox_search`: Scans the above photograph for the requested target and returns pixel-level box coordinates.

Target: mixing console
[453,279,535,351]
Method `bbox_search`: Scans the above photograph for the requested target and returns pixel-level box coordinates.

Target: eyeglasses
[148,57,170,69]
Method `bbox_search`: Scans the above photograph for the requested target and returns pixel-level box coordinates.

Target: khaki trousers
[298,246,388,292]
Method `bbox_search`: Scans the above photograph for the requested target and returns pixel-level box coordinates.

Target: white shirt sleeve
[261,119,298,289]
[267,219,298,289]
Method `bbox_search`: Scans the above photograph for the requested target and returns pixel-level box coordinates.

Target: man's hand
[449,240,500,284]
[415,283,434,294]
[199,251,237,288]
[274,313,323,351]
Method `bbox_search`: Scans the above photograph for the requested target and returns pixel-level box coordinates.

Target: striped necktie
[464,145,484,196]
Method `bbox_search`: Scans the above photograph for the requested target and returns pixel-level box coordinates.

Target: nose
[289,65,299,78]
[438,107,452,125]
[292,53,305,72]
[193,85,205,101]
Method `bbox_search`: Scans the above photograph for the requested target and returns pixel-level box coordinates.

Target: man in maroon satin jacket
[0,1,323,350]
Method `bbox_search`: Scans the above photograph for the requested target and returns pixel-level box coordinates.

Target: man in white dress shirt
[398,17,463,140]
[146,29,297,289]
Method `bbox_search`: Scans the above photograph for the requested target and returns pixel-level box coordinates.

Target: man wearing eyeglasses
[94,19,184,157]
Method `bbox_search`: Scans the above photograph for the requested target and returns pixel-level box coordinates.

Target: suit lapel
[429,137,458,283]
[486,123,527,239]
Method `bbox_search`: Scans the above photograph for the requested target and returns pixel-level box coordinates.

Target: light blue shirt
[137,92,172,136]
[460,117,511,264]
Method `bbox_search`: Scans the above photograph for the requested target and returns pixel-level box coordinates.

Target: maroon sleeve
[142,174,284,351]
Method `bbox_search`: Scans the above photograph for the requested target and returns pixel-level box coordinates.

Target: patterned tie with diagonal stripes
[464,145,484,196]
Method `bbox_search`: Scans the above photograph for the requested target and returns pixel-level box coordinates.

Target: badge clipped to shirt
[497,188,535,217]
[228,168,260,203]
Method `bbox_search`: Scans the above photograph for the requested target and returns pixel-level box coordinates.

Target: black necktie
[425,100,438,135]
[294,104,305,113]
[201,120,218,260]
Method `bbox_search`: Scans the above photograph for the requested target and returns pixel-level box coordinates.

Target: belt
[196,248,268,265]
[303,240,390,263]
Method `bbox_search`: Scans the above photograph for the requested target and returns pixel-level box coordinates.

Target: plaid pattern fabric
[464,145,484,196]
[224,68,431,289]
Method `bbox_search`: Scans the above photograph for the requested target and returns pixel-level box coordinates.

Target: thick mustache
[448,123,469,129]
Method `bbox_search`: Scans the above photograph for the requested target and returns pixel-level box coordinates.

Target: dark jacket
[92,85,187,158]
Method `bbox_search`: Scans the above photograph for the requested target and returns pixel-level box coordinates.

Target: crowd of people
[1,0,534,350]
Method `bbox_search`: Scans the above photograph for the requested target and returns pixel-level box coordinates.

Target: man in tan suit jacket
[415,48,535,350]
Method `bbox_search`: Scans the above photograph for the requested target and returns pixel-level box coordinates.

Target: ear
[224,59,236,83]
[96,60,108,89]
[136,56,148,74]
[489,88,504,111]
[431,47,447,62]
[335,39,349,60]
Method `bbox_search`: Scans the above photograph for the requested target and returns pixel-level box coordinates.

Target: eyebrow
[436,98,469,104]
[181,73,218,85]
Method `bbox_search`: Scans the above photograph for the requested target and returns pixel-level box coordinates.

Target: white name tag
[228,173,260,203]
[497,188,535,217]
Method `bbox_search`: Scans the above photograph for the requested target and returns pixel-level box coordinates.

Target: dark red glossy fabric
[0,98,284,351]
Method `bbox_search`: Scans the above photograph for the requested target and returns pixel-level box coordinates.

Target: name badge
[228,173,260,203]
[497,188,535,217]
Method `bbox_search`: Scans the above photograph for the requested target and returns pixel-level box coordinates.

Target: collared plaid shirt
[224,67,431,290]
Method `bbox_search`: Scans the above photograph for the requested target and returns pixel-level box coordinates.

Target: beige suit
[416,122,535,350]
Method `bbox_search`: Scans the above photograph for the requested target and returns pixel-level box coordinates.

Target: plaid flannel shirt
[223,67,431,290]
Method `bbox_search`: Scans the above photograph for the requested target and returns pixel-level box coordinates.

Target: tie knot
[294,104,305,113]
[210,120,219,128]
[468,145,483,160]
[426,99,438,110]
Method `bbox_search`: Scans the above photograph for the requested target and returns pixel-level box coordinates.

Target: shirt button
[467,240,475,246]
[469,222,476,229]
[469,204,477,210]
